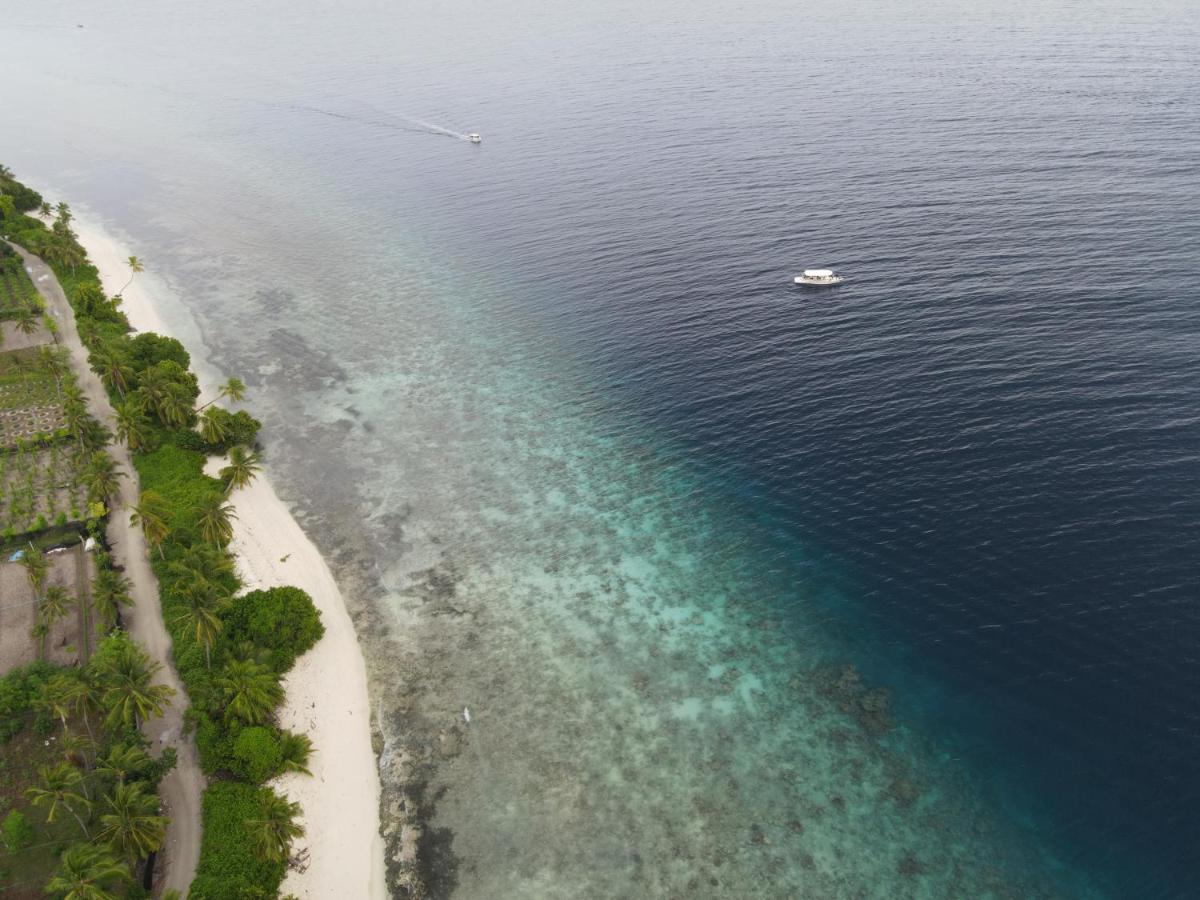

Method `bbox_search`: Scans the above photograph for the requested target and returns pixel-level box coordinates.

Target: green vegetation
[0,649,174,896]
[3,166,319,897]
[0,242,40,321]
[190,783,285,900]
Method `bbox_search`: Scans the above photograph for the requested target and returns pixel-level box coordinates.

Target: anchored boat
[794,268,844,286]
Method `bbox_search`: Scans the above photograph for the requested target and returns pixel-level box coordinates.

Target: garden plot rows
[0,444,91,537]
[0,348,69,448]
[0,246,39,319]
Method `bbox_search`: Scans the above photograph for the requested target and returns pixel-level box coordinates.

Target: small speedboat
[466,133,482,144]
[794,268,844,286]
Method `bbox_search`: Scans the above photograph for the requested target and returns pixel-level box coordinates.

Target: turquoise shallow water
[4,0,1200,896]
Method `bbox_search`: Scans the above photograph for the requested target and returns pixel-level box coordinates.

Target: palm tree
[129,490,171,558]
[15,305,38,335]
[220,446,261,494]
[39,673,81,734]
[216,659,282,725]
[84,453,124,507]
[119,255,144,296]
[198,407,230,445]
[92,347,132,398]
[111,400,150,451]
[97,782,167,864]
[26,762,91,837]
[44,843,131,900]
[278,730,314,775]
[55,201,72,224]
[174,582,227,669]
[39,200,52,218]
[63,397,90,451]
[59,674,101,743]
[165,541,236,585]
[198,375,247,411]
[18,543,48,599]
[92,636,175,730]
[96,743,151,786]
[195,495,237,546]
[36,583,76,656]
[91,568,133,631]
[247,789,304,864]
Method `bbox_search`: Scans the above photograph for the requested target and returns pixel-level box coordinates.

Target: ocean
[3,0,1199,896]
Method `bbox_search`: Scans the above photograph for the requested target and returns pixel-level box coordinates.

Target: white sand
[74,216,387,899]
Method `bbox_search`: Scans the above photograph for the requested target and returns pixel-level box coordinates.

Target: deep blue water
[4,0,1200,895]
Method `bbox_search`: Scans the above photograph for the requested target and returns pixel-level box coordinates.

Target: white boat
[794,268,844,286]
[466,133,482,144]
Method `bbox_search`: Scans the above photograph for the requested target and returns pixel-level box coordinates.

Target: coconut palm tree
[247,789,304,864]
[84,453,124,507]
[129,490,171,558]
[96,743,152,786]
[198,375,247,410]
[14,305,38,335]
[277,730,314,775]
[91,568,133,632]
[63,397,90,451]
[111,400,150,451]
[220,446,261,494]
[195,495,237,546]
[58,673,102,743]
[92,636,175,731]
[39,200,52,218]
[198,407,230,445]
[92,347,132,399]
[37,583,76,656]
[97,782,166,864]
[216,659,282,725]
[39,673,80,734]
[174,581,227,669]
[44,843,131,900]
[55,201,72,224]
[118,255,144,296]
[165,541,236,586]
[26,762,91,837]
[18,543,48,599]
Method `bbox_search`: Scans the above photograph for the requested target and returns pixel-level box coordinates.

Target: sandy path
[75,220,387,900]
[7,240,203,895]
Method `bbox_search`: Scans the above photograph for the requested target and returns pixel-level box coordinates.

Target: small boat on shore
[794,268,844,286]
[466,133,482,144]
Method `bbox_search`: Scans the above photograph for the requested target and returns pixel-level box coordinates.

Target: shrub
[126,332,190,375]
[190,783,285,900]
[1,810,33,851]
[232,726,283,783]
[221,587,324,673]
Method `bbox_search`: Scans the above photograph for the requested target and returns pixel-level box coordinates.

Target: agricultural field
[0,244,39,321]
[0,445,91,539]
[0,548,99,671]
[0,350,68,451]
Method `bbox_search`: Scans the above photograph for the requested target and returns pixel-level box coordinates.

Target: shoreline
[73,215,387,899]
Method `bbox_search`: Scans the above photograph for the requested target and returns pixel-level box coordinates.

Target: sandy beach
[73,215,387,899]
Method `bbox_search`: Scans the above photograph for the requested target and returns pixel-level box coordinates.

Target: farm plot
[0,444,91,537]
[0,348,69,448]
[0,243,40,320]
[0,546,100,670]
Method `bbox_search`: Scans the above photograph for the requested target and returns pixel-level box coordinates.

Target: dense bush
[190,783,285,900]
[0,662,55,743]
[201,407,263,451]
[222,587,324,673]
[133,443,223,534]
[126,331,191,373]
[0,177,42,212]
[1,810,33,851]
[232,726,283,783]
